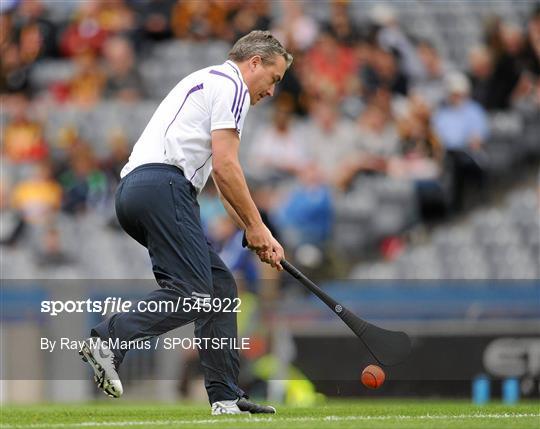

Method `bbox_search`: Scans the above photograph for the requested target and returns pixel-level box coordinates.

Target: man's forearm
[222,197,246,230]
[213,174,247,230]
[212,159,262,230]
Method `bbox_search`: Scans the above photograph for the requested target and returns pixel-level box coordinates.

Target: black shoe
[236,398,276,414]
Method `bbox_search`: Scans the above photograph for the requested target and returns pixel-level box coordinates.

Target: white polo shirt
[120,60,251,192]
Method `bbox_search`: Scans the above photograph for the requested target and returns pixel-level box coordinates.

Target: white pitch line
[1,413,539,428]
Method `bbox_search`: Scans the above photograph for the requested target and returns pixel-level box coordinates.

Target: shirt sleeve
[205,75,240,132]
[205,73,250,134]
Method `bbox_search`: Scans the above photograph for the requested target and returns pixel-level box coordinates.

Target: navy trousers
[92,163,244,403]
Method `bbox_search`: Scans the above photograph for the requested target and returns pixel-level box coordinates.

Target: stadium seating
[350,185,539,280]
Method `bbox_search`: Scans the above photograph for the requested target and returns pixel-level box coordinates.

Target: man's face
[449,92,466,106]
[246,55,287,105]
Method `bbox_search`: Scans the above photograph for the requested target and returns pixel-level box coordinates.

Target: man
[433,72,489,151]
[79,31,291,415]
[433,72,489,211]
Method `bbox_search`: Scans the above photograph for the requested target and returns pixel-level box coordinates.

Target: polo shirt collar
[225,60,247,85]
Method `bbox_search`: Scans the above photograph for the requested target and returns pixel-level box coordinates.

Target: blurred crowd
[1,0,539,281]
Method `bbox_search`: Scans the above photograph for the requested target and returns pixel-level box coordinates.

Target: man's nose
[266,84,276,97]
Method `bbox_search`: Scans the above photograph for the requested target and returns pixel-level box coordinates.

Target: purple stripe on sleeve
[209,70,238,114]
[226,62,245,116]
[233,82,245,122]
[164,83,204,138]
[236,88,249,126]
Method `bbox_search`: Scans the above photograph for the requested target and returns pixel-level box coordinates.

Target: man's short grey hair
[228,30,293,69]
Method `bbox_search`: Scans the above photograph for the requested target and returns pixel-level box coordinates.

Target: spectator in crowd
[513,71,540,114]
[511,8,540,113]
[355,102,400,158]
[335,102,400,191]
[59,1,109,57]
[433,72,489,152]
[411,40,452,107]
[34,223,72,266]
[247,99,307,180]
[272,1,318,52]
[251,0,273,32]
[101,129,130,187]
[393,93,446,219]
[66,51,106,107]
[1,19,32,94]
[303,30,357,99]
[303,98,357,182]
[433,72,490,210]
[338,38,372,119]
[17,21,45,66]
[49,126,80,174]
[1,12,12,50]
[370,3,424,81]
[98,0,137,37]
[229,1,272,43]
[59,144,108,214]
[370,84,395,118]
[484,15,504,58]
[524,5,540,76]
[323,0,361,46]
[274,55,309,116]
[171,0,231,41]
[3,92,48,163]
[269,4,314,115]
[11,161,62,225]
[468,45,495,109]
[1,43,31,93]
[131,0,174,42]
[274,162,333,250]
[474,15,539,110]
[12,0,58,59]
[360,45,408,98]
[391,93,443,179]
[102,35,144,102]
[486,23,528,110]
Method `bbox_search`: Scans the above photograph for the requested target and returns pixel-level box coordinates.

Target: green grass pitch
[1,400,539,429]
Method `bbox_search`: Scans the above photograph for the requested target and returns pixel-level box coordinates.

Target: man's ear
[249,55,262,71]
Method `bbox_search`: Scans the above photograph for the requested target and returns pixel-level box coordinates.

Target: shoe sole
[211,409,250,416]
[246,406,276,414]
[79,342,121,398]
[242,406,276,414]
[237,401,276,414]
